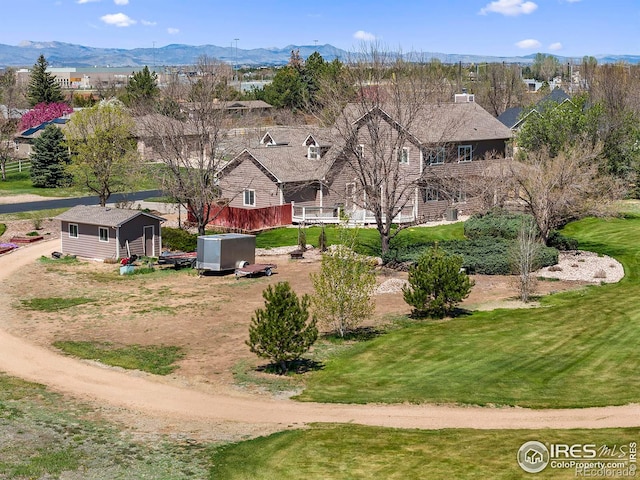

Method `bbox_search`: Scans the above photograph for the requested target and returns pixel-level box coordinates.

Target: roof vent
[454,93,475,103]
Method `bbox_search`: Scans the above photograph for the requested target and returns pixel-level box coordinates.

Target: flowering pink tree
[20,102,73,131]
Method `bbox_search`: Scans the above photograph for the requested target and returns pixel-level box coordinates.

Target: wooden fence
[188,204,293,232]
[3,158,31,175]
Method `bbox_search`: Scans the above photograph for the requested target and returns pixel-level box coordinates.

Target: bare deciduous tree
[139,56,235,235]
[473,62,527,117]
[0,68,21,181]
[511,217,541,303]
[509,142,621,244]
[319,44,451,255]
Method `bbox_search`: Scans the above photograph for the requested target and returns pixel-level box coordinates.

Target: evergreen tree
[402,245,473,318]
[124,66,159,112]
[27,55,64,106]
[30,124,71,188]
[246,282,317,374]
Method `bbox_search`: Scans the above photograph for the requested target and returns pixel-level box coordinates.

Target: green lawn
[53,341,185,375]
[210,424,640,480]
[297,216,640,408]
[256,223,465,256]
[0,163,163,198]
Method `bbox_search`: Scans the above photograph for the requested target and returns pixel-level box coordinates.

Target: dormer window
[260,132,276,146]
[308,145,320,160]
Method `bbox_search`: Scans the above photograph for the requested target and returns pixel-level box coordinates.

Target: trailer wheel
[264,267,272,276]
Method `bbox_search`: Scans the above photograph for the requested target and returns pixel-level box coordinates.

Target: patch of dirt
[0,223,635,441]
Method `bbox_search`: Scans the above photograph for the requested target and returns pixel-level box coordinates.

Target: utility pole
[234,38,239,82]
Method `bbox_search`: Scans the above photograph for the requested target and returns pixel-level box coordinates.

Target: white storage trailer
[196,234,256,272]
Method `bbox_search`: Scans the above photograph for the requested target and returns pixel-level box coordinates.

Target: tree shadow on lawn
[256,358,324,375]
[408,307,473,321]
[321,326,384,343]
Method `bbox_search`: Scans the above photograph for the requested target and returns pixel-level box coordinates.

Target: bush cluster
[385,238,557,275]
[385,208,563,275]
[161,227,197,252]
[547,230,579,251]
[464,209,534,240]
[441,238,558,275]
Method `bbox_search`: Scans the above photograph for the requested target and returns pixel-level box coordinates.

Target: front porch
[292,205,416,225]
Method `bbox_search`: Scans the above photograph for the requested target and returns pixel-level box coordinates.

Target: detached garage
[54,205,165,260]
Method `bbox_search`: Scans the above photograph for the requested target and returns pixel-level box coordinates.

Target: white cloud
[100,13,136,27]
[114,0,129,4]
[167,27,180,35]
[353,30,376,41]
[479,0,538,16]
[77,0,100,3]
[516,38,542,49]
[564,0,581,3]
[141,19,157,26]
[549,42,562,51]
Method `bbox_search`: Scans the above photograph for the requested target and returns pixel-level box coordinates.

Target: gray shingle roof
[54,205,165,227]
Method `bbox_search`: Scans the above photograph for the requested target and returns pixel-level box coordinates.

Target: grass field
[52,341,185,375]
[0,164,163,198]
[2,371,637,479]
[296,216,640,408]
[256,223,464,256]
[210,424,640,479]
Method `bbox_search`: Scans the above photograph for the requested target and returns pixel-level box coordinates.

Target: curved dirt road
[1,240,639,432]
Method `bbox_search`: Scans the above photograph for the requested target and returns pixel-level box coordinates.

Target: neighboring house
[498,87,572,131]
[54,205,165,260]
[13,117,69,159]
[218,95,513,225]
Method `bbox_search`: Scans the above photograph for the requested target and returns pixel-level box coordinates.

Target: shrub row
[384,238,558,275]
[464,209,534,240]
[162,227,197,252]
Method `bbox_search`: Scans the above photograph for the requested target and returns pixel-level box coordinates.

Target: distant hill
[0,41,638,68]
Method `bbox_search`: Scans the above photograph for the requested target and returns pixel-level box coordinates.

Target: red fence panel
[188,204,292,232]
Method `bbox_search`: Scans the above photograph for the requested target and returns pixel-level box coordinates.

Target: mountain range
[1,41,639,68]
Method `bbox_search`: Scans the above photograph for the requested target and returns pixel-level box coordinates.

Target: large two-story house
[218,94,513,225]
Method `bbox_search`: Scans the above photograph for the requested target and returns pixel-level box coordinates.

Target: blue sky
[2,0,639,57]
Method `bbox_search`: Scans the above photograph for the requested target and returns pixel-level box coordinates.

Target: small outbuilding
[54,205,165,260]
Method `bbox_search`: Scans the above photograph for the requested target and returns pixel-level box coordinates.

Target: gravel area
[375,250,625,295]
[536,250,624,283]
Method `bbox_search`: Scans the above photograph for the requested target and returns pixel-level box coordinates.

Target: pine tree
[30,124,71,188]
[246,282,317,374]
[27,55,64,107]
[402,245,473,318]
[125,66,159,112]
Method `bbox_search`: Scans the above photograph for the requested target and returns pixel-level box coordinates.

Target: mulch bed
[9,236,44,244]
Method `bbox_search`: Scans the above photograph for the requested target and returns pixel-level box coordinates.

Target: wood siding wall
[219,158,282,208]
[60,217,162,260]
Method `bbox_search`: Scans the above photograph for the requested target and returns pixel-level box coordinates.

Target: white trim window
[243,189,256,207]
[422,187,440,202]
[356,144,365,158]
[397,147,409,164]
[98,226,109,243]
[308,145,320,160]
[69,223,78,239]
[458,145,473,163]
[429,147,446,165]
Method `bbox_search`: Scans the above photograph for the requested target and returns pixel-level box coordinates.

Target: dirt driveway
[0,235,638,440]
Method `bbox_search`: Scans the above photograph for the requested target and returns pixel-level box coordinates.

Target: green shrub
[464,209,535,240]
[161,227,197,252]
[386,238,558,275]
[547,230,579,250]
[402,245,473,318]
[247,282,318,374]
[0,224,6,237]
